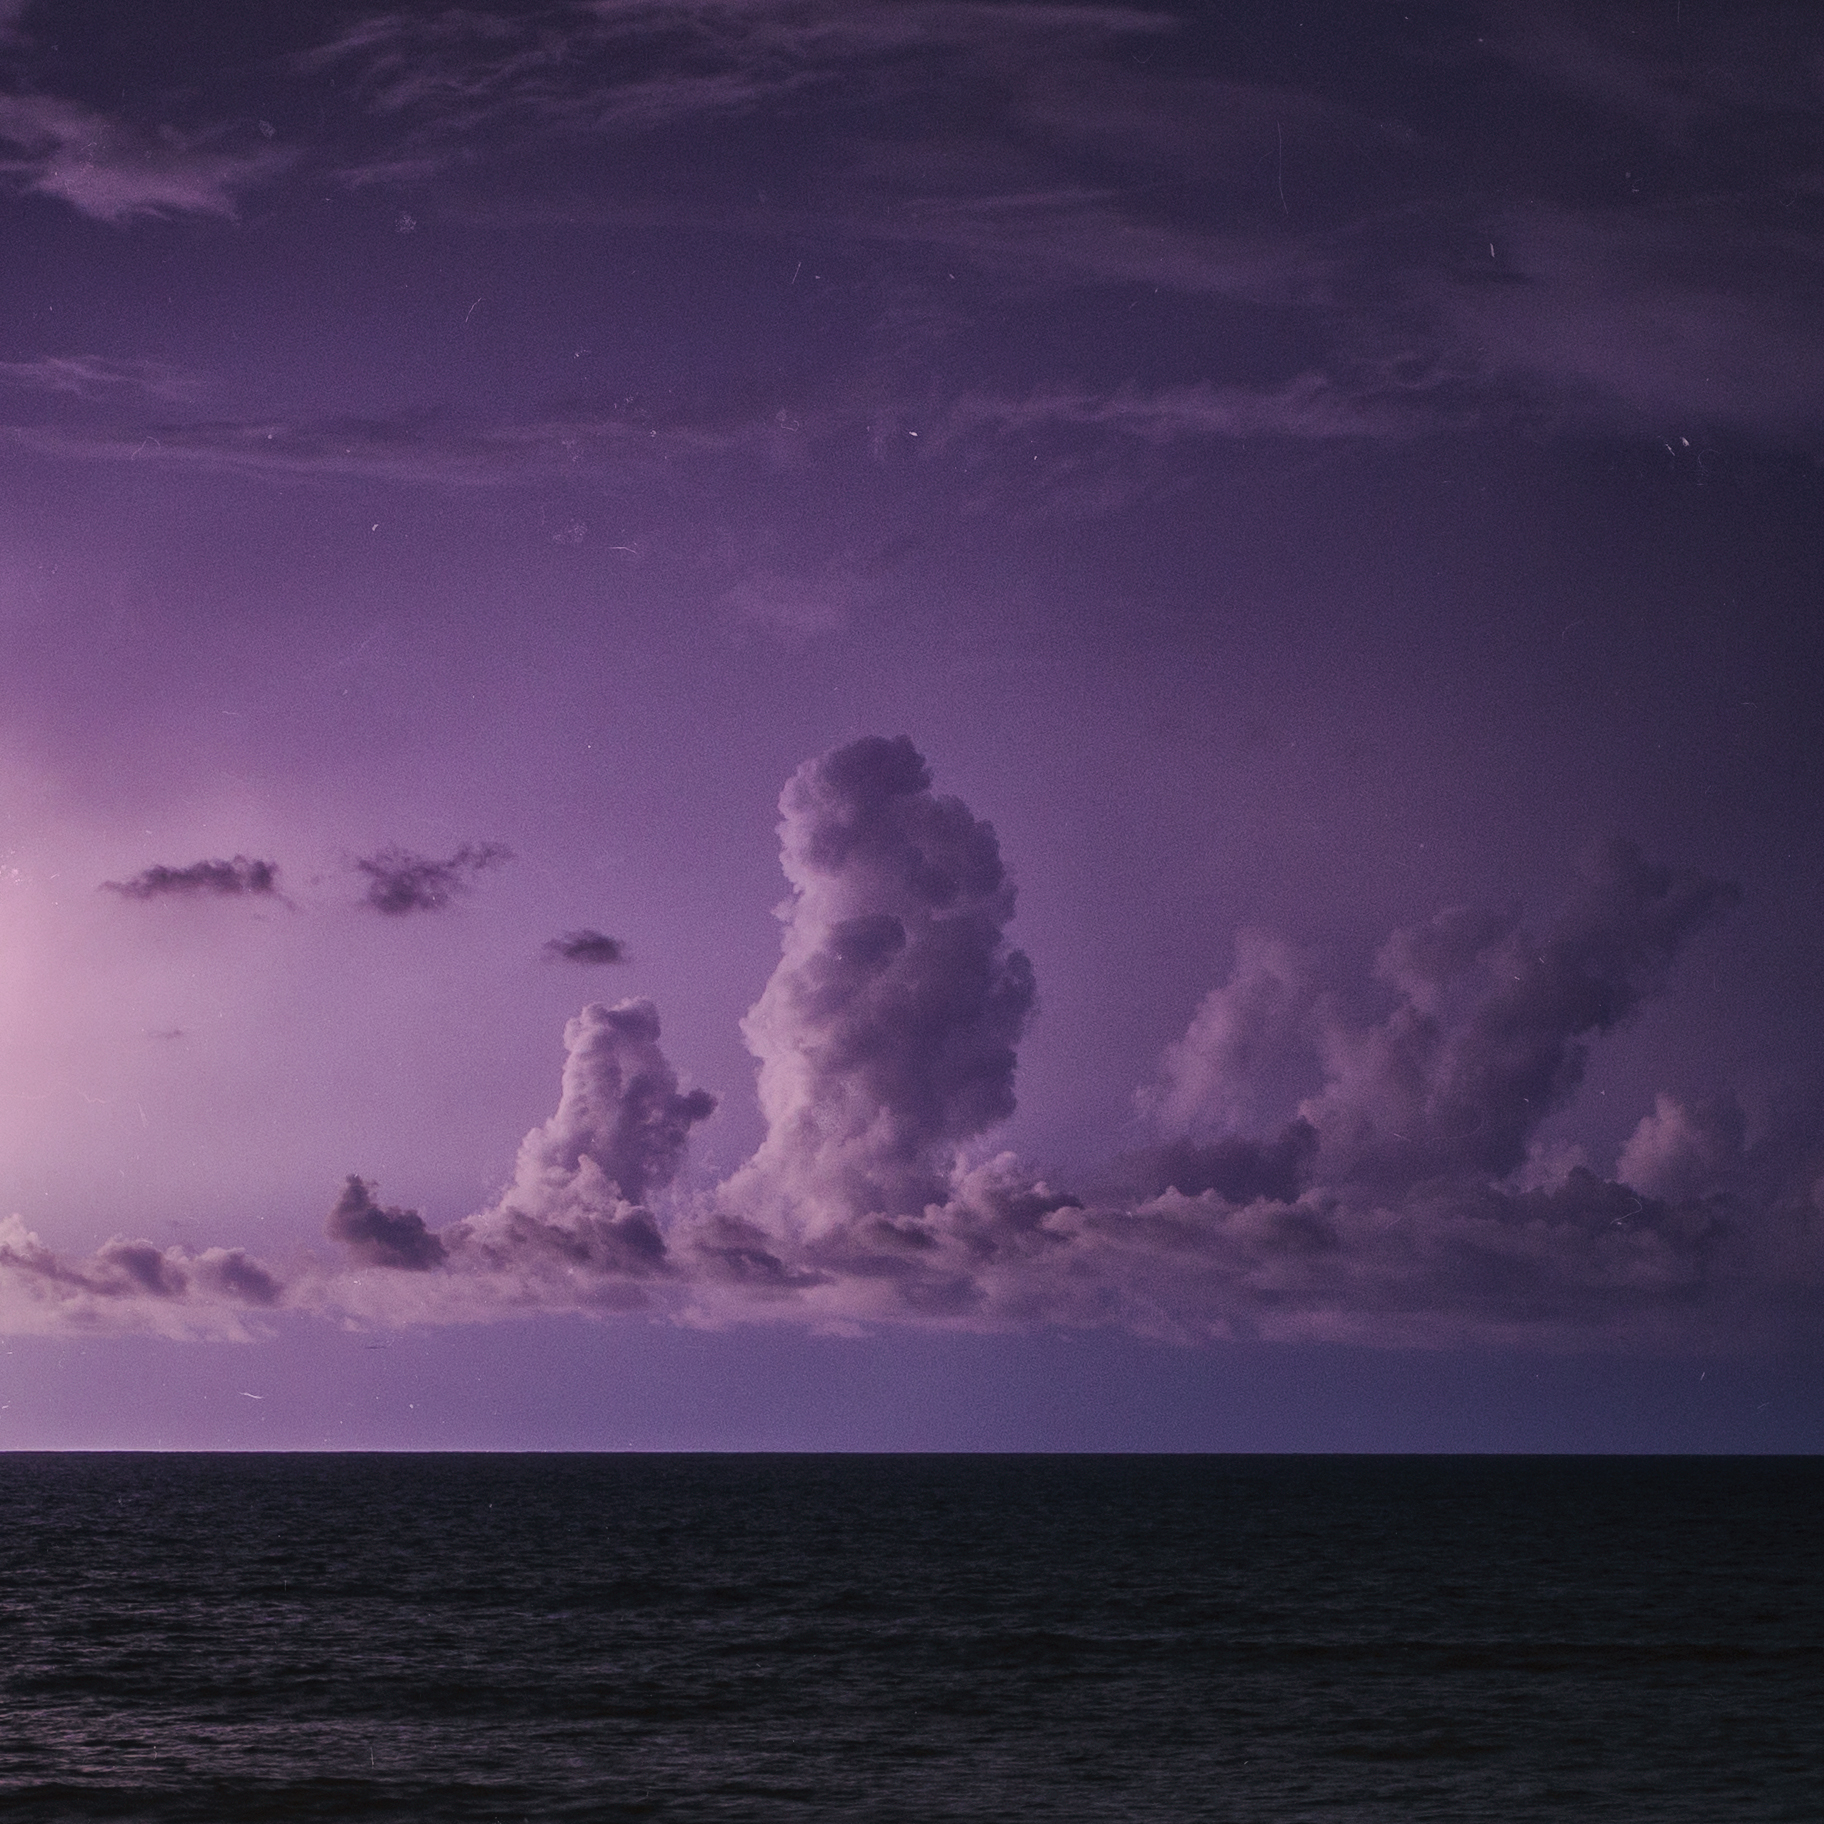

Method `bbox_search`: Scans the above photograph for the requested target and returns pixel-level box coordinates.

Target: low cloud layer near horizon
[5,737,1816,1352]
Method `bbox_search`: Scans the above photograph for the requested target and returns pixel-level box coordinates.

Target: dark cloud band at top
[1,3,1820,457]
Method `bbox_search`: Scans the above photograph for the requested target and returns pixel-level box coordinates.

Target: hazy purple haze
[1,0,1820,1447]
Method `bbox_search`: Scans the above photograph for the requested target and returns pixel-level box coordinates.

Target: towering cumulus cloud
[728,736,1036,1230]
[1076,842,1779,1347]
[1300,843,1741,1192]
[684,760,1803,1346]
[5,739,1818,1349]
[324,1000,716,1322]
[0,996,719,1335]
[492,1000,716,1215]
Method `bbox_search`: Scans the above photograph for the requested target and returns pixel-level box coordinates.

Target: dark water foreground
[0,1454,1817,1822]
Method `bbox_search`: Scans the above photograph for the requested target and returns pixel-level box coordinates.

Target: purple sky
[1,0,1820,1449]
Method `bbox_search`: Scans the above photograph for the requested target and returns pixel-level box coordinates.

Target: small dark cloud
[103,855,280,900]
[327,1176,446,1270]
[354,842,510,915]
[543,928,626,965]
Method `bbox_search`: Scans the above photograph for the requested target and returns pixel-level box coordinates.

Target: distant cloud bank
[10,736,1819,1350]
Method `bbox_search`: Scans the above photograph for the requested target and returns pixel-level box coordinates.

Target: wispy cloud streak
[1,402,814,486]
[300,2,1171,149]
[5,2,1818,453]
[0,94,291,222]
[0,354,197,401]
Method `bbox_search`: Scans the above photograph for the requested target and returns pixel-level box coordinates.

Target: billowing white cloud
[678,751,1806,1347]
[721,735,1036,1233]
[491,998,716,1212]
[1618,1092,1749,1204]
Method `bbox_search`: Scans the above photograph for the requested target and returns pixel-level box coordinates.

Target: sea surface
[0,1454,1818,1822]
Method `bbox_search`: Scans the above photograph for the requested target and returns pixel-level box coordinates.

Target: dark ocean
[0,1455,1818,1823]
